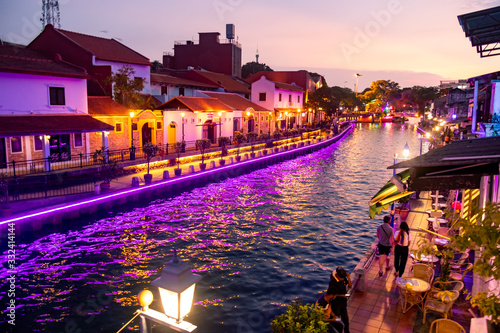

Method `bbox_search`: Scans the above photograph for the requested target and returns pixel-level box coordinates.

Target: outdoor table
[396,277,431,313]
[433,238,449,246]
[430,194,444,199]
[410,253,439,264]
[426,217,449,229]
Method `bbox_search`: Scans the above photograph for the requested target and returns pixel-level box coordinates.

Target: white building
[0,43,112,171]
[250,76,304,130]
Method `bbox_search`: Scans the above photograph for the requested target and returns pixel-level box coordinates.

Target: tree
[401,86,439,116]
[360,80,400,113]
[151,60,162,71]
[105,65,146,108]
[241,61,273,79]
[451,202,500,324]
[195,138,212,164]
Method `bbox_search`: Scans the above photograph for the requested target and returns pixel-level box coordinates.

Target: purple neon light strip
[0,124,354,226]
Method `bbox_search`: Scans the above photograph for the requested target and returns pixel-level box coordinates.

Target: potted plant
[93,147,122,192]
[246,132,258,158]
[452,202,500,328]
[395,195,411,221]
[173,141,185,176]
[142,142,159,185]
[218,136,231,166]
[271,300,328,333]
[233,132,246,162]
[272,131,281,153]
[195,138,212,170]
[0,173,12,217]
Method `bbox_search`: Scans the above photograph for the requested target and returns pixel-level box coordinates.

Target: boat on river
[357,113,374,123]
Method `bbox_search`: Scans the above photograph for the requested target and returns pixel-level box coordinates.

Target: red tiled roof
[88,96,130,116]
[274,81,304,92]
[176,70,250,94]
[55,27,150,65]
[0,43,89,78]
[203,92,271,112]
[150,73,217,88]
[0,115,114,137]
[246,71,310,90]
[158,96,233,112]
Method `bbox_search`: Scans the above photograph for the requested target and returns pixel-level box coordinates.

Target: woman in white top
[394,221,411,277]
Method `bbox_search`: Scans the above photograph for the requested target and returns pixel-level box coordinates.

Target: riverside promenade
[347,192,473,333]
[0,125,354,230]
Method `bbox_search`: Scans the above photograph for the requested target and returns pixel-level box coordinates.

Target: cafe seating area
[347,191,474,332]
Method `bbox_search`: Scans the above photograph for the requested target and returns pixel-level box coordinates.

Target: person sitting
[315,293,344,333]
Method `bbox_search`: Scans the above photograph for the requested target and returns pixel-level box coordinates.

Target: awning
[0,114,114,138]
[368,169,414,219]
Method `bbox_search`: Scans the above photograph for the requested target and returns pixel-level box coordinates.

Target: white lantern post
[138,250,201,333]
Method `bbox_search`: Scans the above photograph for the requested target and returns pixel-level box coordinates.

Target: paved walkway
[347,192,473,333]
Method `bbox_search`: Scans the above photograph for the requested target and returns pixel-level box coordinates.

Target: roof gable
[158,96,233,112]
[88,96,130,116]
[0,43,89,78]
[202,92,271,111]
[54,26,150,65]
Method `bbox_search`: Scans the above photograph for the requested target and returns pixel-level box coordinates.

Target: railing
[4,175,96,202]
[0,126,339,202]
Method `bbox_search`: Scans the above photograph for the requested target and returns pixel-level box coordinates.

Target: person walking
[377,215,394,276]
[328,267,352,333]
[394,221,411,277]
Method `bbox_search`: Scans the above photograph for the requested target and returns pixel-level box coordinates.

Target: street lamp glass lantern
[403,142,410,159]
[151,251,201,323]
[129,111,135,118]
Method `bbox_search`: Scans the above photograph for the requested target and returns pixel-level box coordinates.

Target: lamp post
[285,111,289,129]
[268,111,272,135]
[218,111,222,146]
[354,73,362,97]
[138,249,201,333]
[181,112,185,152]
[129,111,136,160]
[391,142,410,230]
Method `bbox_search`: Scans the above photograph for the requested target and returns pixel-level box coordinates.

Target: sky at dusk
[0,0,499,90]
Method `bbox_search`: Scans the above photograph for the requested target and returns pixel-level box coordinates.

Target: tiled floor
[347,192,473,333]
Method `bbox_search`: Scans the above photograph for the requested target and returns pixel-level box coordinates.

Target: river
[0,123,426,332]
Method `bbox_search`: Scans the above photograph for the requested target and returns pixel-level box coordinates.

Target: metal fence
[4,174,96,202]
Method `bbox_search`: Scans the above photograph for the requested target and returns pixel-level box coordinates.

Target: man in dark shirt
[328,267,352,333]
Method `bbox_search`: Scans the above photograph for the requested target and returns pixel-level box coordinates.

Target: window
[11,137,22,153]
[259,93,266,101]
[157,121,162,130]
[279,93,282,102]
[74,133,83,147]
[289,95,292,103]
[298,95,300,103]
[115,122,123,133]
[34,136,43,151]
[49,87,65,105]
[261,116,264,121]
[161,86,168,95]
[179,87,185,96]
[134,77,144,86]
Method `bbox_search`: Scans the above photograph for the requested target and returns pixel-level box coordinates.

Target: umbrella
[368,169,414,219]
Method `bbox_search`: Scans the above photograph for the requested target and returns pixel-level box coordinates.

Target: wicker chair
[410,263,434,283]
[423,290,460,323]
[449,252,469,271]
[430,281,464,294]
[429,318,466,333]
[449,263,473,282]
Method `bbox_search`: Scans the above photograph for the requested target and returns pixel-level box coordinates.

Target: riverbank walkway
[2,127,351,222]
[347,192,473,333]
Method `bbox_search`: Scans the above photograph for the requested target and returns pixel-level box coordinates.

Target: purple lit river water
[1,123,427,332]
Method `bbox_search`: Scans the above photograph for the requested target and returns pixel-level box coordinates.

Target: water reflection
[0,123,422,332]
